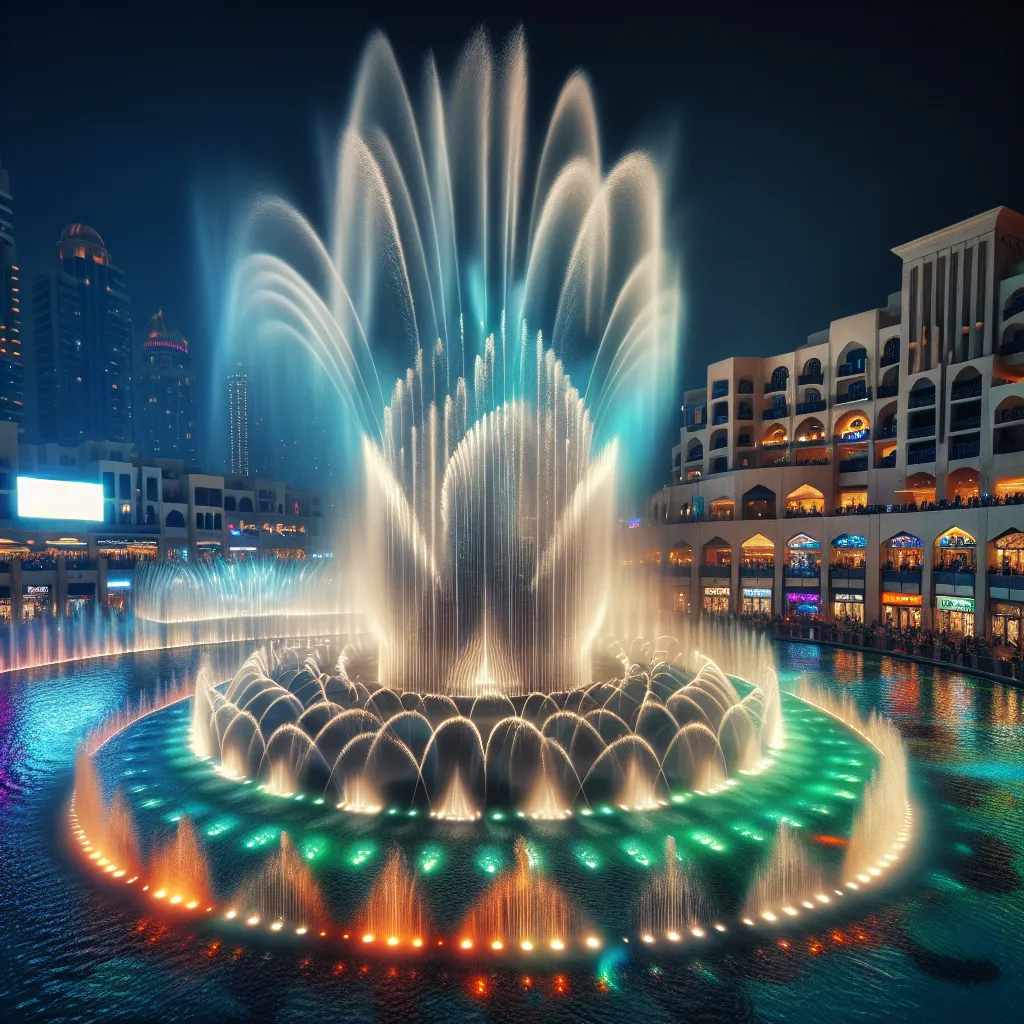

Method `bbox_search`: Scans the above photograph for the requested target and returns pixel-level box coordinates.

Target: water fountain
[63,27,914,962]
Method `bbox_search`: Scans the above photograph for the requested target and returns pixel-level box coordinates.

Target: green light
[491,811,505,821]
[574,844,600,870]
[348,844,375,867]
[243,827,280,850]
[300,835,331,862]
[579,808,593,817]
[692,830,726,853]
[314,797,325,806]
[619,838,651,867]
[140,798,163,809]
[600,806,613,815]
[205,818,236,838]
[476,847,504,875]
[418,844,443,873]
[730,822,766,842]
[164,811,183,823]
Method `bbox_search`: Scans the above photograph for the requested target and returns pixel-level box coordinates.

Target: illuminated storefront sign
[888,533,923,549]
[743,587,772,598]
[787,534,821,550]
[832,592,863,603]
[704,586,730,596]
[25,585,50,595]
[106,579,131,590]
[938,531,976,548]
[881,592,922,606]
[833,535,867,548]
[628,517,641,529]
[786,592,819,602]
[840,428,869,442]
[937,596,975,613]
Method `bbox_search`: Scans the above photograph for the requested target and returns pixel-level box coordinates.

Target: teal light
[692,830,726,853]
[419,844,443,873]
[476,847,503,875]
[243,827,280,850]
[620,838,651,867]
[490,811,505,821]
[574,844,600,870]
[346,842,376,867]
[205,818,236,838]
[300,836,331,862]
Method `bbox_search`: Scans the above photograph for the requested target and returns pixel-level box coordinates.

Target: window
[119,473,131,499]
[224,496,237,511]
[239,497,254,513]
[196,512,204,529]
[195,486,208,506]
[146,477,158,501]
[102,472,114,498]
[166,509,185,528]
[146,504,156,525]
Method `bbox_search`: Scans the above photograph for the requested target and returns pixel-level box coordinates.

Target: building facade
[0,158,24,429]
[227,361,249,475]
[0,421,335,622]
[31,224,133,446]
[137,311,197,464]
[642,207,1024,646]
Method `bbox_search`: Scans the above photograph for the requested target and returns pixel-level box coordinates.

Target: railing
[876,452,897,468]
[785,565,821,578]
[835,388,872,405]
[837,362,866,378]
[950,382,982,401]
[784,508,825,518]
[736,406,753,421]
[876,383,899,398]
[764,381,788,395]
[996,405,1024,425]
[950,416,981,432]
[881,569,922,583]
[999,334,1024,356]
[950,441,980,460]
[829,566,866,581]
[712,414,728,426]
[795,399,827,414]
[710,438,728,450]
[797,371,824,385]
[879,350,900,368]
[700,564,731,577]
[707,510,734,521]
[762,405,788,419]
[908,447,936,464]
[878,426,897,438]
[839,457,868,473]
[737,436,754,448]
[933,570,976,587]
[709,457,728,474]
[907,423,936,439]
[740,564,775,578]
[664,564,692,578]
[686,421,705,432]
[685,451,703,462]
[909,389,936,408]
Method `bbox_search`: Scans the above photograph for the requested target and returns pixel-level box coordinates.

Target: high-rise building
[31,224,133,445]
[137,310,197,464]
[0,158,24,429]
[227,362,249,475]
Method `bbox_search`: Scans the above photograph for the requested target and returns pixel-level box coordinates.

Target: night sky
[3,1,1024,484]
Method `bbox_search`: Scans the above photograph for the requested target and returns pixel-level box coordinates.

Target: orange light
[460,939,473,950]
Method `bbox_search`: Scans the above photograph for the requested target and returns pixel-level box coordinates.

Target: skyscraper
[227,362,249,475]
[31,223,133,445]
[0,158,24,429]
[137,310,197,464]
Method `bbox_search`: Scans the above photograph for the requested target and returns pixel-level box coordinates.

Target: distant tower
[138,311,197,463]
[0,158,24,429]
[31,223,133,444]
[227,362,249,475]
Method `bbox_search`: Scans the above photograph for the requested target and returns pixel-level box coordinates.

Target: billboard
[17,477,105,522]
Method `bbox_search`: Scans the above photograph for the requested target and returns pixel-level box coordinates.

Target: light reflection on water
[0,640,1022,1022]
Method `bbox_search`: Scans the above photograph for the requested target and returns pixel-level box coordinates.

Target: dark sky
[3,0,1024,486]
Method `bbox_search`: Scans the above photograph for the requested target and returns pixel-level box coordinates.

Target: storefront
[673,589,690,614]
[991,601,1023,649]
[66,582,95,617]
[0,585,10,623]
[702,585,731,614]
[97,538,159,566]
[832,591,864,623]
[106,577,131,613]
[22,583,52,621]
[933,595,975,636]
[741,586,772,615]
[882,591,922,630]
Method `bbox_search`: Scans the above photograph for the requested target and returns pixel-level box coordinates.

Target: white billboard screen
[17,477,105,522]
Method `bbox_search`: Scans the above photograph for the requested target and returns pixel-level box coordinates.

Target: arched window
[804,387,821,404]
[145,504,156,526]
[686,439,703,462]
[669,543,692,569]
[786,532,821,575]
[881,336,900,365]
[881,532,924,573]
[1004,287,1024,319]
[166,509,185,528]
[768,366,789,392]
[934,527,976,573]
[801,357,821,378]
[742,485,776,520]
[786,484,824,515]
[740,533,775,572]
[738,376,754,394]
[991,528,1024,575]
[831,533,867,570]
[239,497,254,513]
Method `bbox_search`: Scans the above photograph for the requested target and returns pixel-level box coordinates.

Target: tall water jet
[73,746,107,851]
[358,847,426,945]
[104,788,142,878]
[743,823,826,921]
[148,815,214,907]
[462,836,586,949]
[635,837,715,939]
[231,833,329,931]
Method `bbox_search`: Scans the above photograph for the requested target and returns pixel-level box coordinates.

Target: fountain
[62,26,915,963]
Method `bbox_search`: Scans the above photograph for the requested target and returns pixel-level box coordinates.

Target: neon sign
[937,596,974,613]
[888,534,923,548]
[628,518,641,529]
[833,535,867,548]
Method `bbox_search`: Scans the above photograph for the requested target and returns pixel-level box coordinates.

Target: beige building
[641,207,1024,646]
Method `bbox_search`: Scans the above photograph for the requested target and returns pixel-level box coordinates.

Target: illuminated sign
[743,587,772,598]
[786,592,820,602]
[888,533,923,549]
[832,592,864,602]
[787,534,821,550]
[704,586,730,596]
[25,585,50,595]
[628,518,641,529]
[938,532,976,548]
[229,545,258,552]
[840,428,869,442]
[882,592,922,606]
[17,477,104,522]
[833,535,867,548]
[106,579,132,589]
[937,596,975,613]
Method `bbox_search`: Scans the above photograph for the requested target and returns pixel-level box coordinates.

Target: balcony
[665,564,692,578]
[878,425,897,439]
[830,566,866,583]
[710,437,728,450]
[736,405,753,421]
[839,456,868,473]
[797,371,824,386]
[907,423,936,439]
[701,564,731,578]
[711,381,729,399]
[882,569,922,585]
[876,451,897,468]
[764,381,787,395]
[710,457,728,474]
[763,405,788,420]
[785,565,821,579]
[685,450,703,463]
[951,382,982,401]
[907,447,936,465]
[836,362,866,378]
[949,416,981,433]
[999,333,1024,356]
[835,388,872,405]
[740,563,775,578]
[879,350,900,368]
[933,570,976,588]
[877,383,899,399]
[795,399,827,415]
[737,435,754,448]
[909,389,936,408]
[950,440,980,461]
[712,414,729,426]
